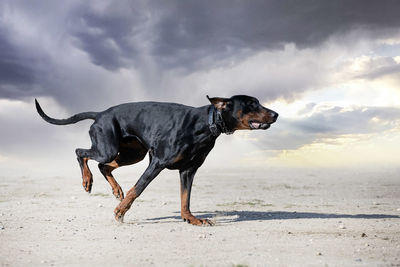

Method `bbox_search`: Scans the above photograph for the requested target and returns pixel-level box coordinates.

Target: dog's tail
[35,99,98,125]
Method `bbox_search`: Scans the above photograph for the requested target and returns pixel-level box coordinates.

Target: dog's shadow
[146,210,400,224]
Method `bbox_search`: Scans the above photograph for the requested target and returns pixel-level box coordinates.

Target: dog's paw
[200,218,215,226]
[183,216,214,226]
[113,186,124,201]
[82,177,93,193]
[114,207,124,223]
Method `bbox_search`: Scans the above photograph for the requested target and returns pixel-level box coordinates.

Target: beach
[1,167,399,266]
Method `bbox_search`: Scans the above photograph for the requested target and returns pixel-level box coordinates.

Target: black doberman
[35,95,278,225]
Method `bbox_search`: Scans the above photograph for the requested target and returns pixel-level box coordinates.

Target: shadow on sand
[146,210,400,224]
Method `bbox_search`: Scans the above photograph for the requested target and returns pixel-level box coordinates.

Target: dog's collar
[208,106,234,136]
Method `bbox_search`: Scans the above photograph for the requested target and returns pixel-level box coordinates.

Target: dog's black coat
[35,95,278,225]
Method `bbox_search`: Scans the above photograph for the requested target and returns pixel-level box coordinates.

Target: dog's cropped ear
[206,95,231,110]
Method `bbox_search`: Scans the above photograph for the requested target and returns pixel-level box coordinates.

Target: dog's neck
[208,105,234,136]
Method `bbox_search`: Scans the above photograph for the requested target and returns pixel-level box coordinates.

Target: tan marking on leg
[114,186,137,223]
[102,161,124,201]
[173,153,184,164]
[180,188,213,226]
[106,160,119,168]
[82,157,93,193]
[180,189,189,217]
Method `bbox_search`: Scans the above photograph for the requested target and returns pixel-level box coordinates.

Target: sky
[1,0,400,177]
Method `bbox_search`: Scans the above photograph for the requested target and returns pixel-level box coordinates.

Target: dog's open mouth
[249,120,270,130]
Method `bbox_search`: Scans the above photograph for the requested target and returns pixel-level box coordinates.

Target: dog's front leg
[180,168,214,226]
[114,160,163,222]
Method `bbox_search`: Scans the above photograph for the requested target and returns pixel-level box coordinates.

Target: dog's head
[207,95,278,132]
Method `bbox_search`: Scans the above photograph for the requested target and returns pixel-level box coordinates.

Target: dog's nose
[270,111,278,122]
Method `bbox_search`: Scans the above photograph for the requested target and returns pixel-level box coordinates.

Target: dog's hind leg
[98,161,123,200]
[76,155,93,193]
[98,138,148,201]
[76,123,120,193]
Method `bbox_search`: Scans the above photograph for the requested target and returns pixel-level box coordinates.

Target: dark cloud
[0,26,37,98]
[257,105,400,150]
[68,2,147,71]
[68,0,400,71]
[1,0,400,107]
[152,0,400,67]
[0,1,145,110]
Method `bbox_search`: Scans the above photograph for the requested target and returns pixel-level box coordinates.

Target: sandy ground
[1,167,399,266]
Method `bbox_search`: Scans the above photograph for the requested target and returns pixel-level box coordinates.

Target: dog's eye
[248,100,258,108]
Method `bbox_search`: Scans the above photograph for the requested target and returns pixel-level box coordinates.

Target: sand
[1,167,399,266]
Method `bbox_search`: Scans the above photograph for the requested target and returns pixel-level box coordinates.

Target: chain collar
[208,106,234,136]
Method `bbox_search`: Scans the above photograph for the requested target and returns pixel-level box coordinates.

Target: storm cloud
[70,0,400,70]
[1,0,400,106]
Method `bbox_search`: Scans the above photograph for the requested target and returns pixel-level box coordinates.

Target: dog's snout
[261,107,278,123]
[268,110,278,123]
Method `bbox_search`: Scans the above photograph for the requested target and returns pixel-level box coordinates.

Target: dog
[35,95,278,225]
